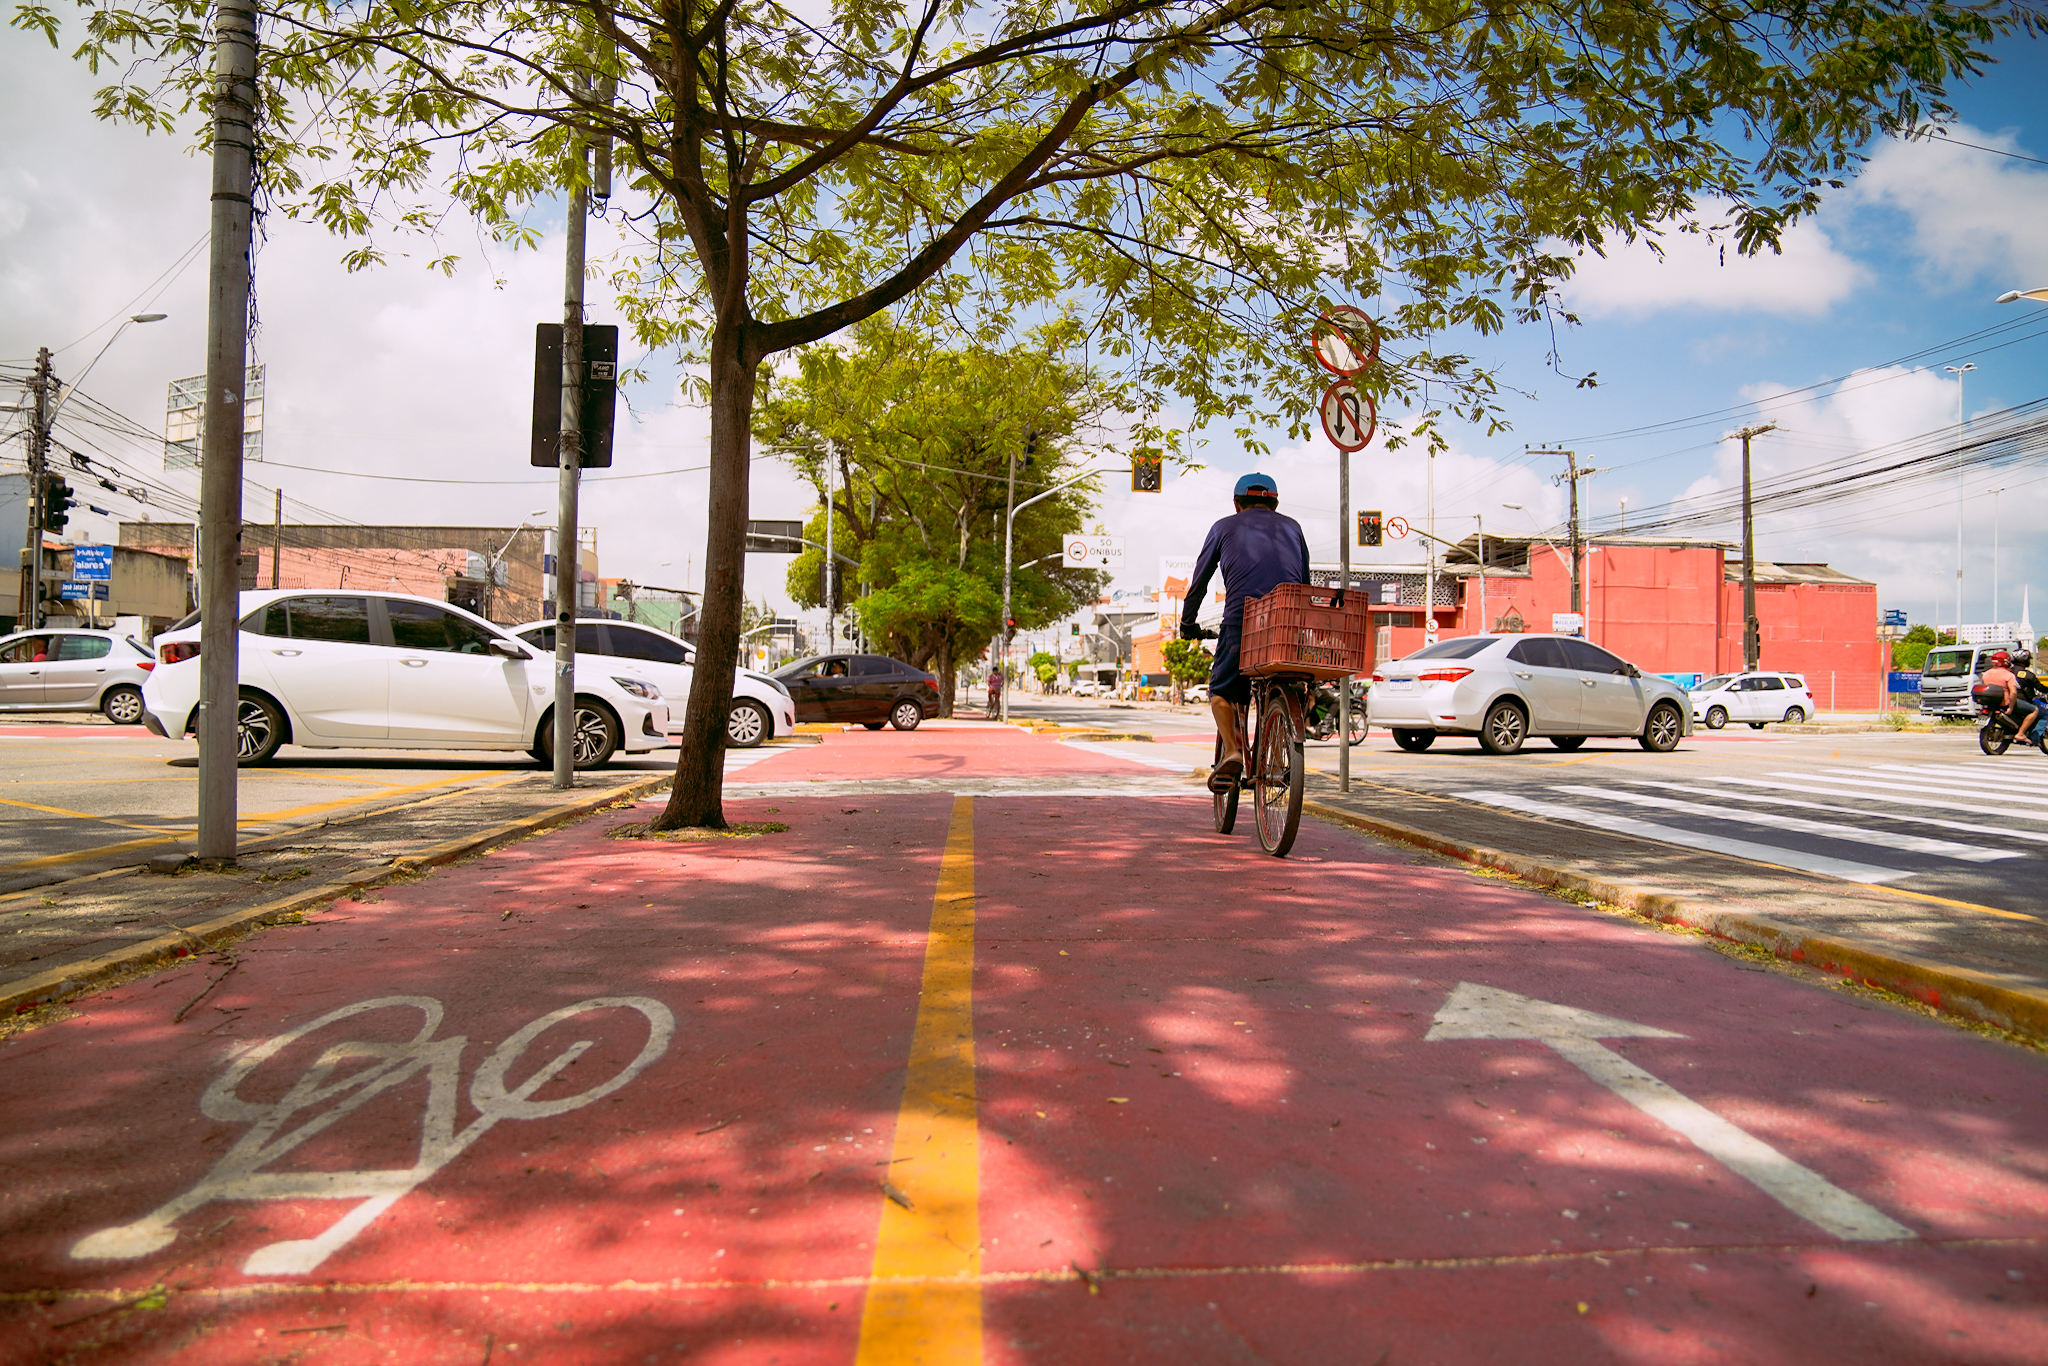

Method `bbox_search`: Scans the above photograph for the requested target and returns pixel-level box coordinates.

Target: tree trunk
[651,327,755,830]
[937,635,954,717]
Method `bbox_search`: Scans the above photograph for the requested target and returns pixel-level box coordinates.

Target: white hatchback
[510,619,795,747]
[1690,672,1815,729]
[141,590,670,768]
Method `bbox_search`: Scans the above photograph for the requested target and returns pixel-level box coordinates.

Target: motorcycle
[1972,681,2046,755]
[1306,679,1368,745]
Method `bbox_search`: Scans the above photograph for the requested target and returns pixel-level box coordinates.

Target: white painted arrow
[1427,983,1913,1243]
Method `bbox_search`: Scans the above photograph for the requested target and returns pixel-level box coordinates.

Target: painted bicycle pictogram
[71,994,673,1276]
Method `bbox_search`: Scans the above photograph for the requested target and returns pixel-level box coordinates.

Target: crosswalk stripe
[1454,790,1910,884]
[1614,778,2018,840]
[1550,785,2021,863]
[1863,762,2048,785]
[1692,774,2048,827]
[1796,770,2048,811]
[1061,740,1192,773]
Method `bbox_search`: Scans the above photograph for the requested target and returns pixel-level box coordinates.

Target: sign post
[1313,307,1381,794]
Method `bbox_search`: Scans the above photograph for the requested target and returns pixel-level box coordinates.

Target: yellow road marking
[0,796,168,832]
[856,795,981,1364]
[233,772,514,826]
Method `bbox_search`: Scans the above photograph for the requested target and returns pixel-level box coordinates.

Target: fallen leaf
[1107,1098,1129,1104]
[882,1181,914,1210]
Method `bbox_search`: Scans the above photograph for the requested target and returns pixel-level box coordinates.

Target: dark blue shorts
[1209,622,1249,705]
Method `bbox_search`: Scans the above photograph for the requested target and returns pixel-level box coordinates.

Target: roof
[1730,560,1874,586]
[1441,533,1734,570]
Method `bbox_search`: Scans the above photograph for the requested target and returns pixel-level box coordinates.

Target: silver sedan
[1366,633,1691,754]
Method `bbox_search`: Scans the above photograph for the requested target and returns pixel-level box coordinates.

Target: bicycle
[1208,672,1313,855]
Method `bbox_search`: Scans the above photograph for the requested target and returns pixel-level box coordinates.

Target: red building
[1320,535,1884,710]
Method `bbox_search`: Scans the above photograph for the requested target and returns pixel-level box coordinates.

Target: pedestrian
[987,668,1003,717]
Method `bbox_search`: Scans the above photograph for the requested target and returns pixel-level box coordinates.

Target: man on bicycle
[1180,472,1311,791]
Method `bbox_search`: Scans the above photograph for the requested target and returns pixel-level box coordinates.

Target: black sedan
[773,654,941,730]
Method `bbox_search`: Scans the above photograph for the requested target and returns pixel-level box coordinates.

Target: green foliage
[1894,624,1962,670]
[1027,651,1058,673]
[761,323,1109,700]
[1161,637,1215,687]
[1035,662,1057,686]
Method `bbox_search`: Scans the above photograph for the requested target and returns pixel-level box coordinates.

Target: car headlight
[612,677,661,701]
[745,669,791,699]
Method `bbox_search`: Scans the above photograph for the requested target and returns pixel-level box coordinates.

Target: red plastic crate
[1240,583,1373,680]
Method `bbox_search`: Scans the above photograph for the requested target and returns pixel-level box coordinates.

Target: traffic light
[1131,449,1163,492]
[1006,615,1018,631]
[43,475,74,534]
[1358,509,1382,547]
[1070,622,1081,635]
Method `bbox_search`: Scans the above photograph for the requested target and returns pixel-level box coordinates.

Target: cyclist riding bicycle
[1180,472,1311,792]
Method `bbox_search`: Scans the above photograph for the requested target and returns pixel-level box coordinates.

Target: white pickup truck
[1918,639,2027,718]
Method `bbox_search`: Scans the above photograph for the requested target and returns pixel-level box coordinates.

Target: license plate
[1383,678,1415,692]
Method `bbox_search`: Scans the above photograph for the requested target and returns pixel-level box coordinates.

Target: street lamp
[1945,363,1976,635]
[47,313,168,429]
[1996,288,2048,304]
[484,508,549,622]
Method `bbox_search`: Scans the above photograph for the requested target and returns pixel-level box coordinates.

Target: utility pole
[823,451,835,653]
[1530,449,1605,626]
[270,487,282,588]
[195,0,258,863]
[21,349,52,629]
[1474,513,1487,635]
[1338,438,1351,793]
[1944,364,1975,636]
[552,81,590,790]
[1730,423,1777,671]
[998,439,1019,724]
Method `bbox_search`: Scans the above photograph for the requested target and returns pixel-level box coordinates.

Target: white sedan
[141,590,669,768]
[510,619,795,747]
[1367,633,1691,754]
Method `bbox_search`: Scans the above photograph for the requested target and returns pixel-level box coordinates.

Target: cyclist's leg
[1209,621,1249,765]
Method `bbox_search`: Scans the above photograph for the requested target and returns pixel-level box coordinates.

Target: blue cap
[1234,472,1279,497]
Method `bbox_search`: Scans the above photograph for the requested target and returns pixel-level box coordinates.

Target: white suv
[510,619,795,748]
[141,591,669,768]
[1689,672,1816,729]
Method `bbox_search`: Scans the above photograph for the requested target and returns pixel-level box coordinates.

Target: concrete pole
[271,486,282,588]
[1946,364,1975,633]
[552,112,589,789]
[1424,451,1437,645]
[1475,513,1486,635]
[824,451,835,653]
[999,446,1017,723]
[23,348,51,629]
[1732,423,1775,671]
[195,0,258,862]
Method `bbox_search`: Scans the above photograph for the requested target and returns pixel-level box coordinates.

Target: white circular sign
[1318,379,1377,452]
[1064,537,1092,566]
[1313,305,1380,376]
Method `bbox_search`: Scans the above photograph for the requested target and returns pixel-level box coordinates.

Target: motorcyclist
[1981,650,2020,721]
[2015,650,2048,744]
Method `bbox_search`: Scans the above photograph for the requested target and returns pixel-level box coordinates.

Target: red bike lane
[0,727,2043,1363]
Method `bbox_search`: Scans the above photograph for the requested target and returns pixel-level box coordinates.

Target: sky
[3,31,2046,646]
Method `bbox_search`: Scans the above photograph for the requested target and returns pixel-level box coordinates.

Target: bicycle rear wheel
[1253,687,1305,856]
[1212,733,1239,832]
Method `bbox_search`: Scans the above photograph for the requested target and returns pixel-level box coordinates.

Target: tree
[30,0,2029,828]
[1162,638,1215,703]
[1891,623,1938,672]
[760,323,1108,714]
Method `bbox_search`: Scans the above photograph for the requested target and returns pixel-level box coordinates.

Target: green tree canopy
[758,322,1109,713]
[29,0,2031,825]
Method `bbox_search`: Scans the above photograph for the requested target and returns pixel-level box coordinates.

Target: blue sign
[1888,671,1922,694]
[59,581,109,601]
[1883,609,1908,628]
[72,545,113,582]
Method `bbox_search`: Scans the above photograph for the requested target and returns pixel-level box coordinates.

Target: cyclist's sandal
[1207,756,1244,793]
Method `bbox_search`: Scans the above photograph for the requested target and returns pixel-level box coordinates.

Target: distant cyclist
[1180,473,1311,791]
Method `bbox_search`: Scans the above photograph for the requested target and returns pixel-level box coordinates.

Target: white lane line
[1615,778,2023,840]
[1705,774,2048,826]
[1796,770,2048,811]
[1863,762,2048,787]
[722,749,785,771]
[1060,740,1193,773]
[1552,785,2020,863]
[1454,790,1910,884]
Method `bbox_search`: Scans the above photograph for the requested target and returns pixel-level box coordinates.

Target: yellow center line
[857,795,981,1364]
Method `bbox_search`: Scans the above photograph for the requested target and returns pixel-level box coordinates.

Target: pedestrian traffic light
[1006,615,1018,631]
[1070,622,1081,635]
[1359,509,1382,547]
[43,475,74,534]
[1131,449,1162,492]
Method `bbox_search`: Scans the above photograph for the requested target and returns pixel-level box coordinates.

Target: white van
[1918,640,2026,718]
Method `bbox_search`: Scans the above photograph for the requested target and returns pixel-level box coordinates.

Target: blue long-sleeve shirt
[1180,506,1311,634]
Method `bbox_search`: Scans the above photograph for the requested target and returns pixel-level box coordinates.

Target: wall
[1715,579,1886,709]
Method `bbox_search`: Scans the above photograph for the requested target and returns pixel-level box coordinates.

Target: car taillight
[1371,672,1386,683]
[136,660,155,672]
[161,641,200,665]
[1417,667,1473,683]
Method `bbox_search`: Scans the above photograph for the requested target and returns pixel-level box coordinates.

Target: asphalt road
[1010,698,2036,916]
[0,715,686,884]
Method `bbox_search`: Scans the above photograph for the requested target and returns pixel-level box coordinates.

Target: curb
[1300,798,2048,1043]
[2,772,673,1019]
[1057,732,1156,743]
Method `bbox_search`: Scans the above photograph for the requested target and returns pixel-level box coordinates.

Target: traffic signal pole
[552,99,589,790]
[195,0,258,863]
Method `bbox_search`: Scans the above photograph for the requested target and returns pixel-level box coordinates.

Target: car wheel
[862,721,885,731]
[1704,706,1727,730]
[235,691,286,766]
[889,699,922,731]
[540,700,620,770]
[1640,702,1683,752]
[1478,702,1526,755]
[1548,735,1586,751]
[101,684,145,726]
[1783,706,1806,724]
[1392,728,1435,753]
[726,699,770,748]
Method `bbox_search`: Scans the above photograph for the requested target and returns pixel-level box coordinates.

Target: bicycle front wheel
[1254,688,1305,856]
[1211,733,1239,833]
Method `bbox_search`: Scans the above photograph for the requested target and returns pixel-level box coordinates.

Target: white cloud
[1557,212,1866,319]
[1850,124,2048,289]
